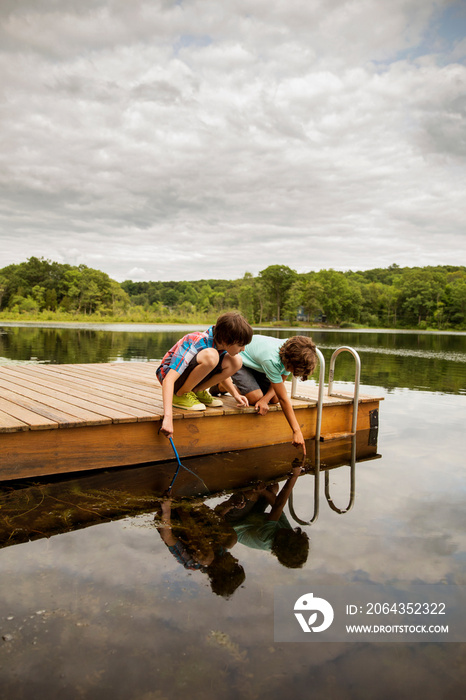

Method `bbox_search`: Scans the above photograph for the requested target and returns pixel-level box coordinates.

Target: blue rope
[167,437,209,494]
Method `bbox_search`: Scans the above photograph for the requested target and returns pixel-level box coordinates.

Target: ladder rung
[320,431,355,442]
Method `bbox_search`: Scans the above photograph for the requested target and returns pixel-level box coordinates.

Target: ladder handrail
[328,346,361,434]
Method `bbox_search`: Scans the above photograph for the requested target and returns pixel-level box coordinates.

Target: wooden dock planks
[0,361,383,481]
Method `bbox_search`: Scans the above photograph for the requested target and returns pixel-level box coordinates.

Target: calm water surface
[0,323,465,699]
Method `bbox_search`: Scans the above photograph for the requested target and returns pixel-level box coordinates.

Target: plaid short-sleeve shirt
[156,326,217,382]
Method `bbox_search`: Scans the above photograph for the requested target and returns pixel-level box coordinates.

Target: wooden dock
[0,362,382,481]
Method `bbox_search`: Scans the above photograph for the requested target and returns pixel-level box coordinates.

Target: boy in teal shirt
[217,335,317,456]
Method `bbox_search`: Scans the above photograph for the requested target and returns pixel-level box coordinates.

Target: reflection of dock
[0,432,380,549]
[0,362,382,481]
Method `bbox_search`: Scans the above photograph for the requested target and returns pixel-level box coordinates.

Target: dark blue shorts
[231,366,271,395]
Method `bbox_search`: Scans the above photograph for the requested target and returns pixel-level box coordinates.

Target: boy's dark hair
[271,527,310,568]
[279,336,317,381]
[213,312,253,347]
[206,552,245,598]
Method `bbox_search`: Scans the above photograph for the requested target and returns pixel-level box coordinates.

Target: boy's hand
[255,398,269,415]
[229,493,246,508]
[235,394,249,408]
[160,416,174,439]
[292,428,307,456]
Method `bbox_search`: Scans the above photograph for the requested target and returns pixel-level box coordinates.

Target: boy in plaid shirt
[157,312,253,438]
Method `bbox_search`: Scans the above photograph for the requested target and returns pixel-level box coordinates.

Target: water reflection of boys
[155,498,245,598]
[216,463,309,569]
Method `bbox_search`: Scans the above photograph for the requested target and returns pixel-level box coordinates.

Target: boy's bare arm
[160,369,179,438]
[157,499,178,545]
[271,380,307,455]
[254,384,278,414]
[268,465,302,521]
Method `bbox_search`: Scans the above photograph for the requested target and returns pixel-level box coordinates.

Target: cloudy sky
[0,0,465,282]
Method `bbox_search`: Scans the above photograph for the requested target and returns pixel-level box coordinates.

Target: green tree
[442,274,466,327]
[9,294,40,314]
[31,285,46,310]
[162,288,180,308]
[259,265,297,322]
[110,280,130,314]
[301,276,324,321]
[315,269,363,324]
[398,269,444,326]
[0,275,9,309]
[237,272,255,322]
[44,288,58,311]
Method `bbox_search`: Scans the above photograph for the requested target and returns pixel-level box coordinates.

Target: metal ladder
[288,345,361,524]
[291,344,361,437]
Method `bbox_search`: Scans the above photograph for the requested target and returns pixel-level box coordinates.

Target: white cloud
[0,0,465,281]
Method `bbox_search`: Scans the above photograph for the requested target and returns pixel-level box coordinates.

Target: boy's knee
[197,347,219,367]
[246,389,263,405]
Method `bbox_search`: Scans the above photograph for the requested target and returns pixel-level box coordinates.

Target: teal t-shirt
[240,335,291,384]
[232,512,292,551]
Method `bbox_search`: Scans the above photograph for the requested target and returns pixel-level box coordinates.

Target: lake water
[0,323,465,699]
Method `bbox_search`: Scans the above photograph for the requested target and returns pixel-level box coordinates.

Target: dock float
[0,361,383,481]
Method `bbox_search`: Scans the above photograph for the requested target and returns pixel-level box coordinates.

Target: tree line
[0,257,465,329]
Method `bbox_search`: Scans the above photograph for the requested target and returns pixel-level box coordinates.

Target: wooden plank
[85,362,159,386]
[287,383,382,405]
[0,365,194,424]
[27,364,313,413]
[0,370,143,424]
[0,365,141,412]
[0,408,30,433]
[45,364,159,393]
[41,365,162,405]
[0,376,111,427]
[33,365,245,419]
[34,365,186,419]
[40,368,166,412]
[0,365,159,422]
[0,384,89,428]
[0,395,58,431]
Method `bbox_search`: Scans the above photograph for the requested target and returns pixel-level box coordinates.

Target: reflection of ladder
[288,345,361,525]
[288,432,356,524]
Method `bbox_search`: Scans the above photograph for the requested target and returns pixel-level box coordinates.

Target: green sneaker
[194,390,223,407]
[172,391,206,411]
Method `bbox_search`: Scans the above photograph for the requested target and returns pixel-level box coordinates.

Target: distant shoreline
[1,319,465,336]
